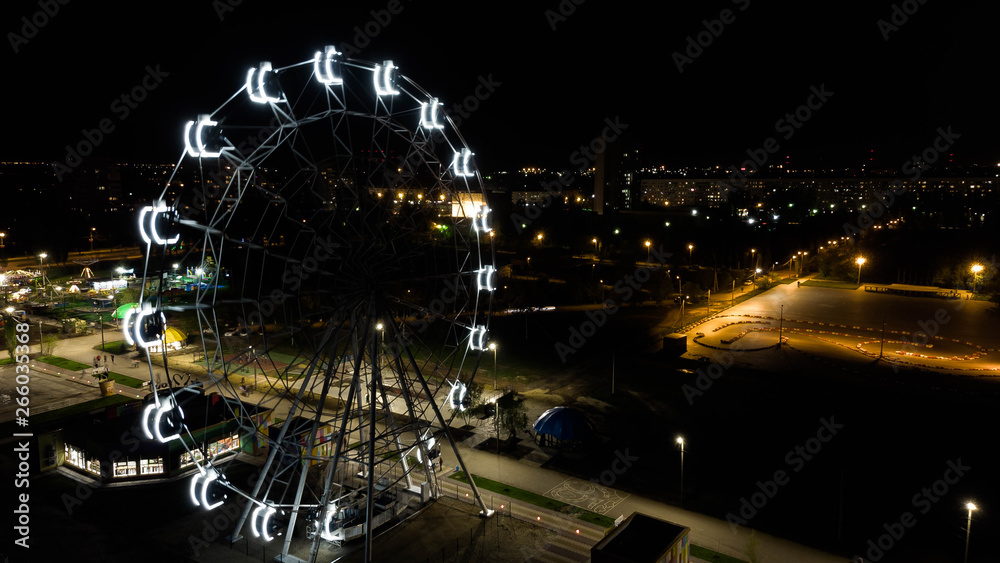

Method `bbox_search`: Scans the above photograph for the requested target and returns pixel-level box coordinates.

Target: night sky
[6,0,1000,171]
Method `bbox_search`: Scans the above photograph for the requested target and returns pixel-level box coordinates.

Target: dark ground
[487,298,1000,563]
[4,292,999,562]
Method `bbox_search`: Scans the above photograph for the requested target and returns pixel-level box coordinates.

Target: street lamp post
[38,253,48,298]
[676,275,684,325]
[676,436,685,504]
[778,304,783,347]
[645,240,651,264]
[592,238,599,258]
[856,256,866,285]
[249,345,257,389]
[971,264,983,294]
[965,502,977,563]
[99,313,105,352]
[688,244,693,262]
[89,227,95,252]
[489,342,498,390]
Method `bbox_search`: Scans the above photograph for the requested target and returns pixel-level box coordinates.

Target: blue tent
[532,407,596,442]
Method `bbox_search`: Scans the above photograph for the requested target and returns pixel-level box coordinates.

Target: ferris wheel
[130,46,496,561]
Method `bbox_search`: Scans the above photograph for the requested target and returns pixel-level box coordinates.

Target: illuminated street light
[971,264,983,294]
[965,501,977,563]
[688,244,693,262]
[645,240,651,264]
[592,238,598,257]
[676,436,685,504]
[38,253,48,297]
[488,342,498,390]
[856,256,866,285]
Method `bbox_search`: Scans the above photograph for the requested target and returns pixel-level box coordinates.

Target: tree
[116,285,141,306]
[3,318,16,360]
[458,382,485,427]
[495,391,529,443]
[41,333,59,356]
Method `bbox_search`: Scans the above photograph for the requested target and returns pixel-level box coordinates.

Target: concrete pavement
[439,439,848,563]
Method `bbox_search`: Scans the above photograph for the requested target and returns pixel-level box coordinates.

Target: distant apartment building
[594,144,639,214]
[639,176,999,218]
[640,178,727,208]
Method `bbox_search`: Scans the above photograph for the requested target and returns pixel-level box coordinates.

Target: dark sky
[6,0,1000,171]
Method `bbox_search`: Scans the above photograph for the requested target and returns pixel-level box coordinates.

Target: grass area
[36,355,90,371]
[449,471,616,528]
[690,544,749,563]
[92,340,129,353]
[0,357,13,366]
[68,310,106,322]
[802,279,861,290]
[35,355,144,388]
[102,371,145,389]
[0,394,136,434]
[773,277,798,285]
